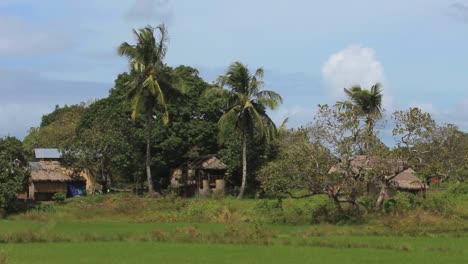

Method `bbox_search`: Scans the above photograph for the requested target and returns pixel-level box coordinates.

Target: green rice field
[0,194,467,264]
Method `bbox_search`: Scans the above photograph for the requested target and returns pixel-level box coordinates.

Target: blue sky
[1,0,467,141]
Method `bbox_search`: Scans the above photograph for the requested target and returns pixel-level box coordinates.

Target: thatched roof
[329,155,405,175]
[391,168,428,190]
[185,155,228,170]
[29,161,85,182]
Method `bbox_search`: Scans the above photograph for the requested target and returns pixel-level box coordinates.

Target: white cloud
[321,45,395,111]
[449,2,468,24]
[269,106,316,129]
[322,45,385,97]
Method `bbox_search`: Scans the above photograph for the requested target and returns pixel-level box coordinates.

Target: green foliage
[382,192,419,214]
[23,104,86,156]
[0,137,29,212]
[52,193,66,204]
[448,182,468,196]
[311,200,364,225]
[381,191,457,216]
[258,129,334,198]
[0,249,7,264]
[66,74,145,187]
[215,62,283,198]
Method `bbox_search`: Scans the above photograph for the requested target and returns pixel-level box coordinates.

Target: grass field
[0,193,467,263]
[2,240,468,264]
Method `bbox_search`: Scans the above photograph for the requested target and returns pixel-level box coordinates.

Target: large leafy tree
[0,137,29,212]
[216,62,282,199]
[118,24,178,194]
[392,107,468,182]
[66,74,145,191]
[23,104,86,158]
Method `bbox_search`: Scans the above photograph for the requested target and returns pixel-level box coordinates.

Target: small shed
[28,161,86,201]
[171,155,228,196]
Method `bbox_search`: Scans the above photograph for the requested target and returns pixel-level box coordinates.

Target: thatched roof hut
[26,161,86,201]
[186,155,228,170]
[328,155,427,193]
[328,155,405,175]
[390,168,428,190]
[171,155,228,196]
[29,161,85,182]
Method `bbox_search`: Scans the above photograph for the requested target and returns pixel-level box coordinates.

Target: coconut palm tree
[118,24,175,194]
[336,82,383,135]
[216,62,283,199]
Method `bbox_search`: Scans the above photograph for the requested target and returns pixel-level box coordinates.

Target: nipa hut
[171,155,228,196]
[28,161,86,201]
[390,168,428,192]
[18,148,92,201]
[329,155,427,194]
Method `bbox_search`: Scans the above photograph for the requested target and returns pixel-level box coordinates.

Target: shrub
[0,249,7,264]
[311,200,364,224]
[31,204,56,213]
[422,193,454,216]
[448,182,468,196]
[382,192,421,214]
[52,192,66,204]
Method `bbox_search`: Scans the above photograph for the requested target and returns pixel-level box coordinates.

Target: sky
[1,0,468,142]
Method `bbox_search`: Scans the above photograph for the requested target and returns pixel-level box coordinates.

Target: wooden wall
[33,181,68,194]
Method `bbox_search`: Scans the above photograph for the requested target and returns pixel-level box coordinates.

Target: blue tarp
[68,182,86,197]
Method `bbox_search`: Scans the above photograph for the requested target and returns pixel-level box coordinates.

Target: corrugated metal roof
[34,148,62,159]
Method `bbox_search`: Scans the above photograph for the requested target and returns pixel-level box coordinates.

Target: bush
[382,192,421,214]
[311,200,364,224]
[422,193,454,216]
[0,249,7,264]
[52,193,66,204]
[31,204,55,213]
[448,182,468,196]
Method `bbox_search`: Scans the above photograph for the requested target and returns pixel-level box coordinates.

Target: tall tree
[336,83,383,153]
[337,83,383,133]
[118,24,177,194]
[0,137,29,212]
[216,62,282,199]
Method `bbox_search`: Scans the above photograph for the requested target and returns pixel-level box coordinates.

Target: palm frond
[255,90,283,109]
[130,90,146,120]
[218,106,241,144]
[155,24,169,61]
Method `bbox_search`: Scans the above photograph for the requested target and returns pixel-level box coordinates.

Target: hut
[28,161,86,201]
[328,155,427,194]
[328,155,405,175]
[171,155,228,196]
[390,168,428,193]
[19,148,92,201]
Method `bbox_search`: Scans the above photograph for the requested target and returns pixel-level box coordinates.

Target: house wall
[62,168,97,194]
[33,181,68,194]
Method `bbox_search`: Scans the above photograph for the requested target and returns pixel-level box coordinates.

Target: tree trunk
[146,109,155,194]
[237,133,248,199]
[331,195,343,213]
[375,185,387,210]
